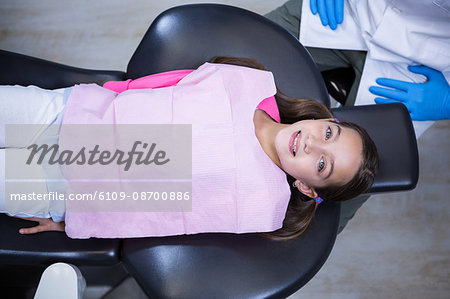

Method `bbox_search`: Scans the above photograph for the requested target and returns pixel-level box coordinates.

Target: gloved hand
[310,0,344,30]
[370,65,450,121]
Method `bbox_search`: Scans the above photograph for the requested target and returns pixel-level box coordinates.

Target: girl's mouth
[289,130,301,156]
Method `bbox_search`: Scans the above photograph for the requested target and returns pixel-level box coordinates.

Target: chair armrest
[0,214,121,266]
[0,49,126,88]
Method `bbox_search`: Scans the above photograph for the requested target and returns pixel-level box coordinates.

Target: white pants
[0,85,68,221]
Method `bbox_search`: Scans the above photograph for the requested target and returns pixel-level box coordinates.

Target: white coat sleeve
[368,0,450,74]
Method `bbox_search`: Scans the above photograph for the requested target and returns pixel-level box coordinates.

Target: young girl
[0,57,378,240]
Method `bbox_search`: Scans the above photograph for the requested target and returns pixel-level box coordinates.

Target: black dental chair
[0,4,418,299]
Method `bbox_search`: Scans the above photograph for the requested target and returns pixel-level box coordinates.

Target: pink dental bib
[61,63,291,238]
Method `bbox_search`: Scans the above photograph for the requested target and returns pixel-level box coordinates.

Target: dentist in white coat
[267,0,450,136]
[265,0,450,233]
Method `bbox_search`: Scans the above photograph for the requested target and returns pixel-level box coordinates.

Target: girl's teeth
[293,132,300,155]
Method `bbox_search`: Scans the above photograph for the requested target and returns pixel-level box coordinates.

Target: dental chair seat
[0,4,418,299]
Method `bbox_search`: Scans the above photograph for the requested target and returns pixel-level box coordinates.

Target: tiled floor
[1,1,449,298]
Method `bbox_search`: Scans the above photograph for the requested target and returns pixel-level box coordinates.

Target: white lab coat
[299,0,450,137]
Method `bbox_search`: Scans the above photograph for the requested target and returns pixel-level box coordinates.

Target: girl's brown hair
[210,57,379,240]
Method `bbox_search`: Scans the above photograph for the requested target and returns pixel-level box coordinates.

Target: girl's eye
[318,157,325,172]
[325,127,332,140]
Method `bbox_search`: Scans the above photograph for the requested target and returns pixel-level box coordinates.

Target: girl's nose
[304,136,313,154]
[304,136,325,154]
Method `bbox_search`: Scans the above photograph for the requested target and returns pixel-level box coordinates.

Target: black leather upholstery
[0,49,125,89]
[122,201,340,299]
[0,214,120,266]
[0,3,418,299]
[127,4,330,107]
[333,104,419,193]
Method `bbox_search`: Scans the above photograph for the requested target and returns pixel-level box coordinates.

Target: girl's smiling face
[274,119,363,195]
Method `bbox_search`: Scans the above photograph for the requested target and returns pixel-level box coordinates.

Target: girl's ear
[294,180,318,199]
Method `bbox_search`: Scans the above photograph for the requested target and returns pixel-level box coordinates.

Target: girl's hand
[13,216,65,234]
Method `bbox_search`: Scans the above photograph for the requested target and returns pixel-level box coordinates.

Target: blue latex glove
[370,65,450,121]
[310,0,344,30]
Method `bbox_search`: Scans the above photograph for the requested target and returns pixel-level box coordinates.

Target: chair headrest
[333,103,419,193]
